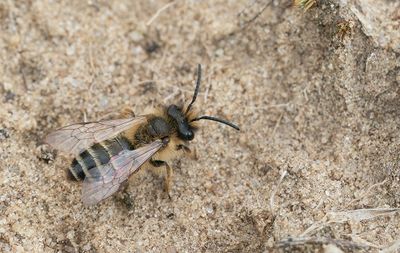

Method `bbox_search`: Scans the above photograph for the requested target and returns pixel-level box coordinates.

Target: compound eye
[182,130,194,141]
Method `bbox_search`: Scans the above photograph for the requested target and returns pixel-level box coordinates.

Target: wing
[45,117,147,155]
[81,140,164,206]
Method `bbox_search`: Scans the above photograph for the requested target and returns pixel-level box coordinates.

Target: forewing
[81,140,164,206]
[45,117,146,155]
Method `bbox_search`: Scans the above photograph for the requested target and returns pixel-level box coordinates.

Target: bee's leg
[119,180,129,192]
[165,163,173,200]
[177,144,197,160]
[117,181,134,209]
[120,106,135,118]
[150,159,172,199]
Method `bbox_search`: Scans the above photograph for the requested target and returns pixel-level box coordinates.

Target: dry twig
[277,236,372,250]
[269,170,287,214]
[301,208,400,237]
[146,2,176,26]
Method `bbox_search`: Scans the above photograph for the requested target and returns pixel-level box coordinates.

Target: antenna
[191,115,240,131]
[185,64,202,114]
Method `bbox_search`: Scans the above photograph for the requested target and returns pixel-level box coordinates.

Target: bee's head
[167,104,194,141]
[169,64,239,142]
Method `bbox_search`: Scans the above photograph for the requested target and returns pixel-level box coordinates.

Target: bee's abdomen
[68,136,134,181]
[69,159,85,180]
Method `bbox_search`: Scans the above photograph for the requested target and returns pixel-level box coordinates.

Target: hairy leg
[150,159,172,199]
[120,106,135,118]
[117,180,134,210]
[177,144,198,160]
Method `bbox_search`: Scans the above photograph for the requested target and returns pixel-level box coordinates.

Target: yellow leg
[120,106,135,118]
[178,144,198,160]
[165,163,173,199]
[189,147,198,160]
[150,159,173,199]
[117,181,134,209]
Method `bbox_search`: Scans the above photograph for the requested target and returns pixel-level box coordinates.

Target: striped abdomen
[69,136,134,181]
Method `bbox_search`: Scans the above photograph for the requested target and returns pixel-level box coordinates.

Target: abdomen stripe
[68,136,135,181]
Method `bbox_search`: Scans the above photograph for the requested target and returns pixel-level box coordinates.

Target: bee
[45,65,239,205]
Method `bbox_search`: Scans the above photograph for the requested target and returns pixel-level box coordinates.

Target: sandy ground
[1,0,400,252]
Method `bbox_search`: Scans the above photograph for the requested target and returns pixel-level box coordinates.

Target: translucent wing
[45,117,147,155]
[81,140,164,206]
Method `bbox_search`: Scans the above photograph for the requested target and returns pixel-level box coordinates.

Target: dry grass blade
[146,2,176,26]
[269,170,287,214]
[345,180,387,208]
[326,208,400,223]
[277,237,372,250]
[293,0,317,11]
[301,208,400,237]
[380,239,400,253]
[239,0,272,29]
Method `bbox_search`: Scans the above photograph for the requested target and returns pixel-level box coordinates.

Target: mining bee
[45,65,239,205]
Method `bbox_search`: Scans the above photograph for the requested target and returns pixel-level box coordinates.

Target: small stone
[145,41,160,54]
[66,44,75,56]
[129,31,144,42]
[4,90,15,102]
[0,129,10,140]
[82,243,91,251]
[36,144,56,163]
[100,96,109,107]
[323,244,344,253]
[215,48,224,57]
